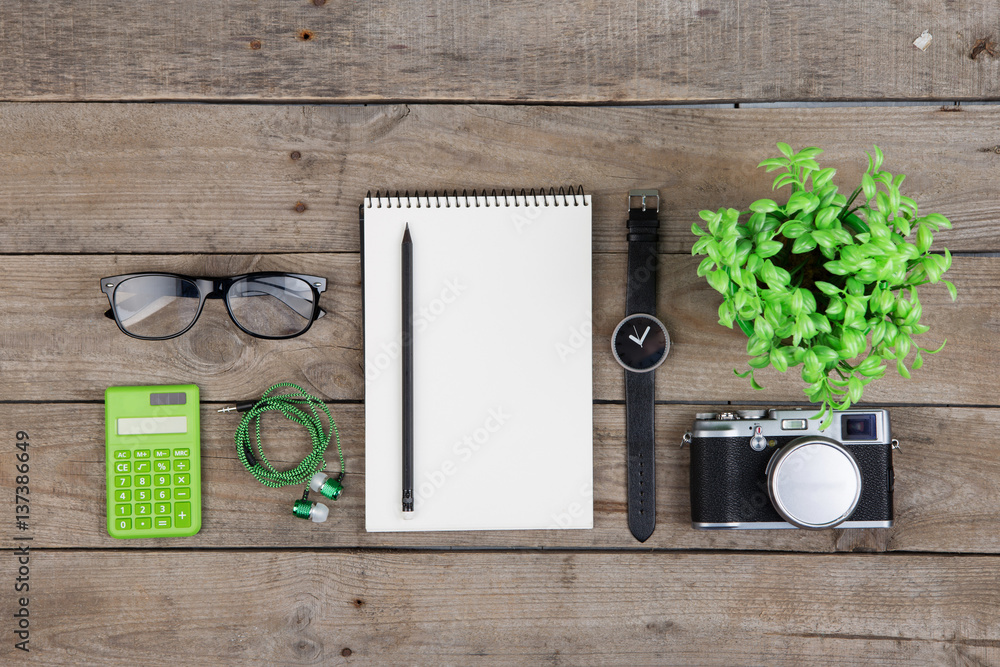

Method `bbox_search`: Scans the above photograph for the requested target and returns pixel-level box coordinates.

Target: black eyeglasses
[100,272,327,340]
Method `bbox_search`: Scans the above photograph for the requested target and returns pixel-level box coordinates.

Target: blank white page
[363,192,593,531]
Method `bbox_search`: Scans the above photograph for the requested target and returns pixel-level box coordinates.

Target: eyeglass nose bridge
[201,278,228,300]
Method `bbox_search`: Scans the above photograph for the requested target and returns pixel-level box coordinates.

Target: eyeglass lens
[113,276,202,338]
[227,275,316,337]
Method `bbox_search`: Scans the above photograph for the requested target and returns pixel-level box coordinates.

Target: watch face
[612,314,670,373]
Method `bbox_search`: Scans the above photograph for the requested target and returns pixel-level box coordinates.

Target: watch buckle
[628,189,659,213]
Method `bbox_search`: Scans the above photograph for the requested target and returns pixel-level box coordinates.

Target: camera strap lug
[891,439,900,451]
[680,432,692,448]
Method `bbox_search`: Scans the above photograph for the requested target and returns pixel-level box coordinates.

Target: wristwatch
[611,190,670,542]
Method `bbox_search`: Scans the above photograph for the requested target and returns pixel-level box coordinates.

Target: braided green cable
[234,382,344,489]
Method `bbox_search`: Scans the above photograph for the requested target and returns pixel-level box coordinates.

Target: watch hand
[628,326,651,347]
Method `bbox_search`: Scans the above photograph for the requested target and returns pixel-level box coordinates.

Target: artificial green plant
[691,144,955,428]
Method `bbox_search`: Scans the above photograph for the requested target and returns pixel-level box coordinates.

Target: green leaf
[749,199,779,213]
[814,206,839,230]
[824,260,849,276]
[810,229,836,249]
[758,158,788,172]
[748,354,771,369]
[779,221,809,239]
[707,269,729,294]
[786,191,818,215]
[773,173,796,191]
[873,145,884,173]
[896,359,911,379]
[753,316,775,340]
[747,335,770,356]
[790,234,816,254]
[915,224,933,254]
[770,347,789,372]
[924,212,952,230]
[924,339,947,354]
[861,173,876,201]
[814,281,841,296]
[776,142,794,159]
[812,167,836,189]
[755,240,783,258]
[847,376,864,403]
[813,346,839,364]
[691,222,707,237]
[944,280,957,302]
[796,147,823,159]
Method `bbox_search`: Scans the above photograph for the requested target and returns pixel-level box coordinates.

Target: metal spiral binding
[364,186,587,208]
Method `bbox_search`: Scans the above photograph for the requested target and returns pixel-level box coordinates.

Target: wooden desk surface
[2,3,1000,664]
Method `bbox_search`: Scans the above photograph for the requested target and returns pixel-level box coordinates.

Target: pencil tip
[403,224,411,242]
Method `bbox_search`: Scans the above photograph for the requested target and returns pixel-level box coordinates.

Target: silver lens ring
[766,436,862,530]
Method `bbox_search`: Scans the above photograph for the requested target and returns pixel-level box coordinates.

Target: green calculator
[105,384,202,538]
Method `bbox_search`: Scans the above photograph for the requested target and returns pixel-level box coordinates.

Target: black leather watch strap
[626,204,658,316]
[625,370,656,541]
[625,191,659,542]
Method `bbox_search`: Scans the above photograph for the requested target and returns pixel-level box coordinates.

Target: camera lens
[842,414,877,441]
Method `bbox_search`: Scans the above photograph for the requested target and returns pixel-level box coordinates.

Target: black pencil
[401,224,414,514]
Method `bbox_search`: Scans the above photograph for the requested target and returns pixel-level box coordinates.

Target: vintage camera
[686,409,895,529]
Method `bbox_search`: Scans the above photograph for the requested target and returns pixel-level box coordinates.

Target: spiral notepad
[361,188,593,532]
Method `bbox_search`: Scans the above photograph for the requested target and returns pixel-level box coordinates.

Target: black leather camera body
[687,409,895,530]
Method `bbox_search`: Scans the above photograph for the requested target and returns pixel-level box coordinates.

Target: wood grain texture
[2,104,1000,254]
[0,2,999,103]
[3,403,999,553]
[4,550,1000,665]
[0,254,988,405]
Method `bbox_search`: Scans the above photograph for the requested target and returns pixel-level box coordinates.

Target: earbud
[309,472,343,500]
[292,498,329,523]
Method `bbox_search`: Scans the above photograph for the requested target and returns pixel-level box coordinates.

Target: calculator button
[174,474,190,485]
[155,488,171,501]
[135,475,151,487]
[135,517,152,530]
[115,504,131,517]
[114,450,131,460]
[154,517,172,529]
[155,503,171,515]
[135,461,151,473]
[174,487,191,500]
[136,489,152,502]
[134,450,151,458]
[114,461,131,474]
[116,490,132,502]
[154,460,170,472]
[114,475,130,488]
[154,474,171,486]
[136,504,151,516]
[173,448,190,458]
[173,459,190,472]
[175,502,192,529]
[153,448,171,458]
[116,519,132,531]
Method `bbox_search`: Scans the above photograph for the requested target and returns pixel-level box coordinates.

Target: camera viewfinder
[842,414,877,441]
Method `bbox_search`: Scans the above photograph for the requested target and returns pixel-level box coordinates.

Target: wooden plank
[1,2,999,103]
[4,550,999,665]
[1,104,1000,254]
[0,253,987,405]
[3,403,998,553]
